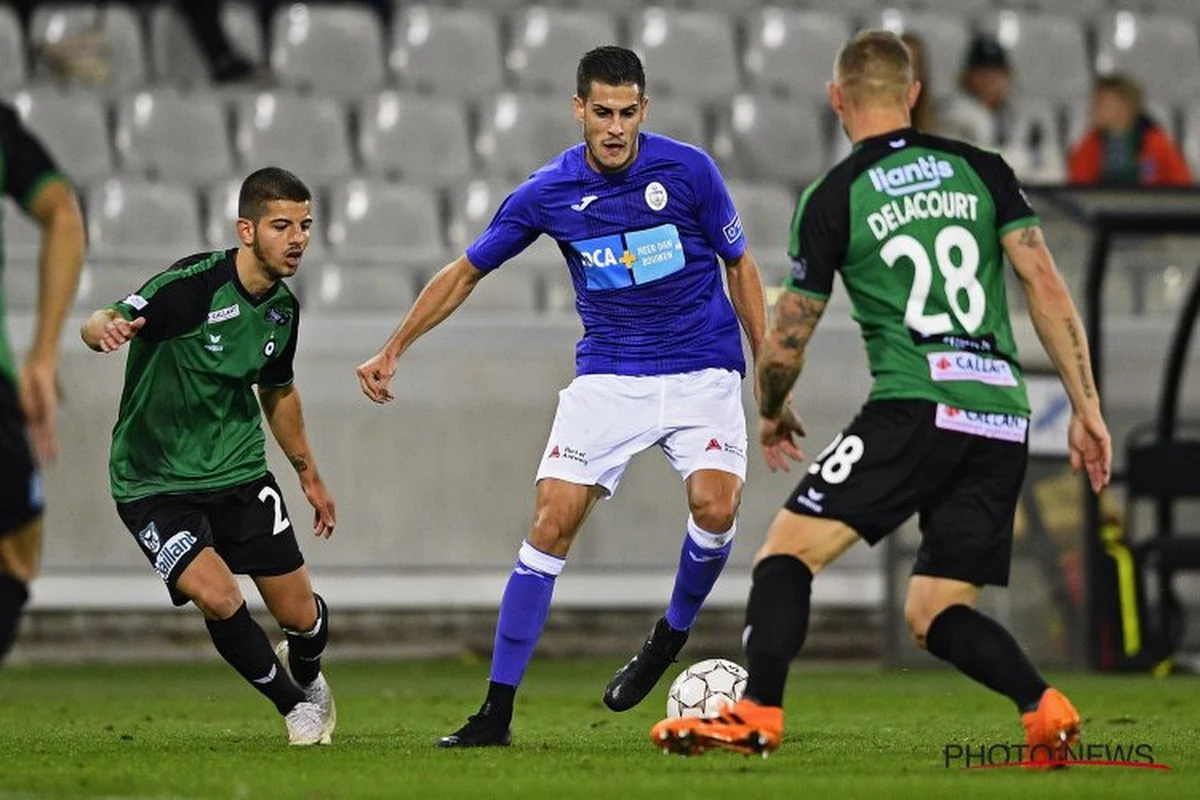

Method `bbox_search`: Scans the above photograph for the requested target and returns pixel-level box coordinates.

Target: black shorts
[0,375,43,535]
[116,472,304,606]
[784,399,1028,587]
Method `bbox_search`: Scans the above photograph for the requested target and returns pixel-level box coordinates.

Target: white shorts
[536,368,748,496]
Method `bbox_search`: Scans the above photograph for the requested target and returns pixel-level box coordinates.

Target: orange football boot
[1021,687,1081,769]
[651,699,784,758]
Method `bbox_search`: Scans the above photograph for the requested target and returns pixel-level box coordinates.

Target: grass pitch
[0,659,1195,799]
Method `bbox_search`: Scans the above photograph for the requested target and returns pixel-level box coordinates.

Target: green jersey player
[652,31,1112,763]
[81,167,338,746]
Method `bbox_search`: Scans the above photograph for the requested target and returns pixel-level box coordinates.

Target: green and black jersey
[0,101,69,385]
[786,127,1038,417]
[108,250,300,502]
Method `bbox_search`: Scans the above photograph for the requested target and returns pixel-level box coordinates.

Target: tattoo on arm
[288,451,309,474]
[758,292,827,418]
[1017,226,1042,248]
[1063,317,1096,400]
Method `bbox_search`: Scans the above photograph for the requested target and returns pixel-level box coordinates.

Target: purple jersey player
[357,46,767,747]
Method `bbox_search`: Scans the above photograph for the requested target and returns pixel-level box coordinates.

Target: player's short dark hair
[576,46,645,100]
[238,167,311,221]
[1094,73,1143,109]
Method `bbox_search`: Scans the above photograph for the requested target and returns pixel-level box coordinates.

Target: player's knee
[903,598,936,650]
[191,585,245,621]
[528,514,577,556]
[688,491,739,535]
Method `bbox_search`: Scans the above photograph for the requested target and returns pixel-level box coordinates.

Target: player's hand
[18,356,59,465]
[303,477,336,539]
[760,405,806,473]
[98,315,145,353]
[1069,409,1112,494]
[356,351,397,404]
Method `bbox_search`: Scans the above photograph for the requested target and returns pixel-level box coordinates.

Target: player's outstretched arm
[756,289,826,472]
[724,248,768,382]
[21,179,85,464]
[80,309,145,354]
[258,383,336,539]
[356,255,485,404]
[1003,224,1112,493]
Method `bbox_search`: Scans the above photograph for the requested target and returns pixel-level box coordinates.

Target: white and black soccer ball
[666,658,748,719]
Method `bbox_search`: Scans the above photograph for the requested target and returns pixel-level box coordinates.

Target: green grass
[0,659,1195,799]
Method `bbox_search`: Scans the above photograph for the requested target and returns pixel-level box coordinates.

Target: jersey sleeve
[784,175,848,300]
[694,152,746,262]
[973,150,1040,235]
[464,179,543,273]
[110,269,213,343]
[259,300,299,388]
[0,102,67,210]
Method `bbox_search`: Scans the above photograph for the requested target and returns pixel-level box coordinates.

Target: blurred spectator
[1067,74,1193,187]
[900,33,936,133]
[940,34,1063,183]
[173,1,260,83]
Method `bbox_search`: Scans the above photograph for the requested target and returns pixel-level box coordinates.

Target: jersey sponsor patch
[935,404,1028,443]
[867,154,955,197]
[571,224,686,290]
[265,307,292,325]
[928,351,1018,387]
[154,530,198,579]
[207,304,241,325]
[722,213,743,245]
[123,293,148,310]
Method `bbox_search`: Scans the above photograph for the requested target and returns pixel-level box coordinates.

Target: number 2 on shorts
[258,485,292,535]
[807,433,865,485]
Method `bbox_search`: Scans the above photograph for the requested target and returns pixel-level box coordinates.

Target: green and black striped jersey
[108,250,300,502]
[786,127,1038,417]
[0,101,68,385]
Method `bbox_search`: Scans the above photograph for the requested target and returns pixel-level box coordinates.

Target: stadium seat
[358,91,472,186]
[725,181,797,280]
[1136,0,1200,20]
[872,9,970,104]
[233,92,353,184]
[1183,103,1200,178]
[29,4,146,91]
[446,178,557,311]
[475,94,581,181]
[1094,12,1200,105]
[114,90,233,182]
[1004,100,1068,185]
[713,94,826,184]
[643,97,706,148]
[12,89,113,182]
[979,11,1090,106]
[508,7,618,97]
[86,178,203,263]
[149,1,263,87]
[325,179,444,266]
[631,8,739,101]
[391,6,503,97]
[0,5,27,96]
[1030,0,1109,16]
[743,9,850,102]
[270,3,385,96]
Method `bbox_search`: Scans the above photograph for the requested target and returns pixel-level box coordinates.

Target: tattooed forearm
[1018,226,1042,248]
[288,451,310,474]
[757,291,827,418]
[1063,317,1095,400]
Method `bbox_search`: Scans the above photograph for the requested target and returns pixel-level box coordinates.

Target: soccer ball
[665,658,748,718]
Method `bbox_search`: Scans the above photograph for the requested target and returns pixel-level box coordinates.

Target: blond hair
[835,30,913,104]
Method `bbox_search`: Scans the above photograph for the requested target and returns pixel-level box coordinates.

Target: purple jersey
[466,132,747,376]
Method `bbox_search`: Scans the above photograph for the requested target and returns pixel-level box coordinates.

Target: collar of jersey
[851,126,918,152]
[225,248,282,307]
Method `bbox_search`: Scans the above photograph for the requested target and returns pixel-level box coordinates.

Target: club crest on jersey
[207,304,241,325]
[868,155,954,197]
[137,522,161,554]
[644,181,668,211]
[265,307,292,325]
[263,339,277,357]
